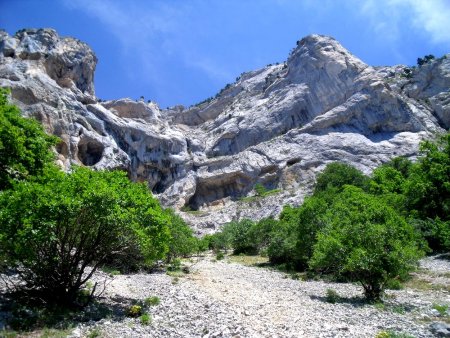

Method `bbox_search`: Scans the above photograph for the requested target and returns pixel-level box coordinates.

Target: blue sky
[1,0,449,108]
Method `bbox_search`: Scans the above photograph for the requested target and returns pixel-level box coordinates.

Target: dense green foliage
[0,93,199,306]
[278,194,330,269]
[165,209,199,262]
[309,186,423,300]
[404,134,449,221]
[0,88,59,190]
[212,134,449,300]
[0,167,171,304]
[201,231,231,252]
[314,162,369,193]
[224,219,258,254]
[417,54,435,66]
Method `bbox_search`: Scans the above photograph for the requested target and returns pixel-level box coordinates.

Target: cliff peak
[1,28,448,233]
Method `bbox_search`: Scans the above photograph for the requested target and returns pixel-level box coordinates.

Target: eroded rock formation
[1,28,448,232]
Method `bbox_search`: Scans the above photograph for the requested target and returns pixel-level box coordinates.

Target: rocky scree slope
[69,255,450,338]
[0,28,448,233]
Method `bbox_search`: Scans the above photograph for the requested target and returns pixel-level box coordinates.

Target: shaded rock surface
[1,29,449,232]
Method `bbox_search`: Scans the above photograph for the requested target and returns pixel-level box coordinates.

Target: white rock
[0,30,448,233]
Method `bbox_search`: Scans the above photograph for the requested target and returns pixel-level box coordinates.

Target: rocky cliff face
[1,29,448,233]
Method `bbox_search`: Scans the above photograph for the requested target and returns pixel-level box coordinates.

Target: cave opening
[185,175,252,210]
[77,137,104,166]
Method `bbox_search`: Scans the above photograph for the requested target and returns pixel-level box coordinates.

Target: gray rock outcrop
[1,29,448,233]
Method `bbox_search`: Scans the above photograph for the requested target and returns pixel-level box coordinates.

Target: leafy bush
[432,303,449,316]
[405,134,449,222]
[127,305,143,317]
[411,218,450,253]
[266,191,332,270]
[248,217,277,253]
[382,157,412,178]
[165,209,198,262]
[0,167,170,305]
[196,235,212,252]
[140,313,152,325]
[167,258,182,271]
[309,186,424,301]
[254,183,267,196]
[404,133,450,252]
[314,162,369,194]
[325,288,340,304]
[370,166,405,195]
[417,54,435,66]
[206,231,231,252]
[291,195,329,269]
[0,88,58,190]
[144,296,160,306]
[222,219,257,255]
[267,220,297,267]
[376,331,414,338]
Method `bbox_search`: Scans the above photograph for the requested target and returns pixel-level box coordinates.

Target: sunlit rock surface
[1,29,448,233]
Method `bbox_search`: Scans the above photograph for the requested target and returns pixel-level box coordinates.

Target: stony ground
[63,254,450,338]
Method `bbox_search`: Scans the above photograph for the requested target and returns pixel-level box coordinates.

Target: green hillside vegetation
[209,136,450,301]
[0,89,200,307]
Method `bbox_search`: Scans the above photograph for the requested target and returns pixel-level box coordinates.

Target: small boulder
[430,322,450,337]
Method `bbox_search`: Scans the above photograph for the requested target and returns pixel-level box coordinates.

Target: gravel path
[71,255,450,338]
[420,254,450,273]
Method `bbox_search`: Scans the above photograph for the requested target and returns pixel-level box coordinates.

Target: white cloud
[358,0,450,45]
[399,0,450,45]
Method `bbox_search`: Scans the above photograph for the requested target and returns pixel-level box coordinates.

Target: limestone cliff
[1,29,448,233]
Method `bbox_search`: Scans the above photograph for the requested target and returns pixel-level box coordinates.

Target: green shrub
[0,88,59,190]
[405,134,449,221]
[248,217,277,253]
[127,305,143,317]
[325,288,340,304]
[417,54,435,66]
[145,296,160,306]
[370,166,405,195]
[265,193,331,270]
[207,231,231,252]
[222,219,257,255]
[314,162,369,194]
[0,167,170,305]
[392,305,406,314]
[140,313,152,325]
[101,266,121,275]
[167,258,182,272]
[309,186,424,301]
[403,133,450,252]
[291,196,329,269]
[376,331,414,338]
[165,209,198,262]
[433,303,449,316]
[385,279,403,290]
[254,183,267,196]
[216,252,224,260]
[87,328,102,338]
[267,220,297,268]
[197,235,212,252]
[252,183,281,197]
[382,157,412,178]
